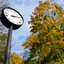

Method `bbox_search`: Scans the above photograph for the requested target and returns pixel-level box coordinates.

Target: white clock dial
[4,8,23,25]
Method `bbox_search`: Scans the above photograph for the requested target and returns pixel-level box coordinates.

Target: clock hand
[11,15,20,18]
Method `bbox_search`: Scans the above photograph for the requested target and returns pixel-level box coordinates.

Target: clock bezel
[1,7,24,30]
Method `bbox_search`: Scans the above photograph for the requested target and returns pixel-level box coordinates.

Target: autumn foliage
[9,53,24,64]
[22,0,64,64]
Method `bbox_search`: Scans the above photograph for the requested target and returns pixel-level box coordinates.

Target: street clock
[1,7,24,30]
[0,7,24,64]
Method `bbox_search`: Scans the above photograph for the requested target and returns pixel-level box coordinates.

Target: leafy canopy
[9,53,22,64]
[22,0,64,64]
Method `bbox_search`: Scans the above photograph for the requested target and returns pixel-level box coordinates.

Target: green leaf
[54,11,56,16]
[44,15,47,20]
[55,5,58,9]
[56,59,59,62]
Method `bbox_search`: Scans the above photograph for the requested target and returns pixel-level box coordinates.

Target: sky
[2,0,64,55]
[6,0,39,55]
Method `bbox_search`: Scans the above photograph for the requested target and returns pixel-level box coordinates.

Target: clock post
[4,26,13,64]
[0,7,24,64]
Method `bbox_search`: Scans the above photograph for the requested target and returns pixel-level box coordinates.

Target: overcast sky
[3,0,64,55]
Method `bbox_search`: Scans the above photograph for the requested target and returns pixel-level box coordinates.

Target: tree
[0,24,7,64]
[9,53,23,64]
[0,0,10,64]
[22,0,64,64]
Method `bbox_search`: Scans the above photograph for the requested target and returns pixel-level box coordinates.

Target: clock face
[3,8,23,25]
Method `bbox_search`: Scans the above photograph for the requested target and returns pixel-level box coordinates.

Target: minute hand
[11,15,20,18]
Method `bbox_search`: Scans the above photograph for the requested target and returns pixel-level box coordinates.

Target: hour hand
[11,15,20,18]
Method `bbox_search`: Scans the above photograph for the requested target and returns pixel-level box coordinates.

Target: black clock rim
[2,7,24,26]
[1,7,24,30]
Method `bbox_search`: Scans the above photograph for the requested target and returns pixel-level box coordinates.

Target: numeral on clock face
[7,10,9,12]
[6,15,8,17]
[19,21,21,23]
[4,12,8,15]
[5,12,7,13]
[10,9,12,12]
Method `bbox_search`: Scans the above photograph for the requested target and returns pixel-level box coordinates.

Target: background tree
[0,24,7,64]
[21,0,64,64]
[0,0,10,64]
[9,53,23,64]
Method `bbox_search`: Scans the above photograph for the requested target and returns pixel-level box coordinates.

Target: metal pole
[4,26,13,64]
